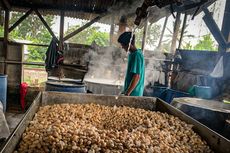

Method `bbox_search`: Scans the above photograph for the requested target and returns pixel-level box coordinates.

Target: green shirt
[124,49,145,96]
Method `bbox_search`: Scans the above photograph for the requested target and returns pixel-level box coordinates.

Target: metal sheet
[1,92,230,153]
[171,97,230,140]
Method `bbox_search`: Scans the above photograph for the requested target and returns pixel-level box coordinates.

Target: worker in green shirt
[118,32,145,96]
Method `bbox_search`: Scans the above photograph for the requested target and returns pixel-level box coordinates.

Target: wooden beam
[203,7,227,51]
[109,15,115,46]
[3,9,9,74]
[63,14,106,41]
[9,9,33,33]
[59,11,64,50]
[14,42,49,47]
[178,13,187,49]
[34,9,58,41]
[219,0,230,52]
[158,16,168,50]
[170,13,181,54]
[1,0,11,10]
[141,19,148,52]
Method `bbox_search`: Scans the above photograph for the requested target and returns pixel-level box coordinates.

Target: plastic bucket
[194,85,212,99]
[45,81,86,93]
[164,89,190,104]
[152,86,168,99]
[0,75,7,112]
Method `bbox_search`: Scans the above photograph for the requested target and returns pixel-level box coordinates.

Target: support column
[59,11,65,50]
[109,15,115,46]
[158,16,168,50]
[178,14,187,49]
[170,13,181,54]
[220,0,230,52]
[141,19,148,52]
[3,9,9,74]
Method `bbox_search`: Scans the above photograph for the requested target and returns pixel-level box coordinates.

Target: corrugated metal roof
[0,0,216,26]
[9,0,115,13]
[1,0,141,25]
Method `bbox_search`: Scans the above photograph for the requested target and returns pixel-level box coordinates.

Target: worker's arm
[125,74,140,96]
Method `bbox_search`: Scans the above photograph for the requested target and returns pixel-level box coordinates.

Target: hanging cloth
[45,38,64,72]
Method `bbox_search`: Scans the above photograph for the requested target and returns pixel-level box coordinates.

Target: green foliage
[0,12,54,62]
[66,24,109,46]
[193,34,218,51]
[9,12,54,43]
[182,34,218,51]
[183,41,193,50]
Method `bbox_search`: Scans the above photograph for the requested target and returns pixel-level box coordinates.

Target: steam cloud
[84,42,126,85]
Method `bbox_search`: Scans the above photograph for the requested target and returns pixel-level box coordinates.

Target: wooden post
[169,13,181,88]
[1,0,11,10]
[59,11,64,50]
[141,19,148,52]
[64,14,106,41]
[178,13,187,49]
[220,0,230,52]
[109,15,115,46]
[170,13,181,54]
[3,9,9,74]
[158,16,168,50]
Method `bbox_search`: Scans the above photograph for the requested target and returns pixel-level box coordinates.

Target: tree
[65,24,109,46]
[9,12,54,43]
[183,41,193,50]
[193,34,218,51]
[10,12,55,62]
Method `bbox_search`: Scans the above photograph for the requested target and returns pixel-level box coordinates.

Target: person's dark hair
[118,32,135,46]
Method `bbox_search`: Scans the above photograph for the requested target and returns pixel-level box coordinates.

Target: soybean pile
[15,103,212,153]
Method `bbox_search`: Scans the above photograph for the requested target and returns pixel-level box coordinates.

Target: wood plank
[178,14,187,49]
[141,19,148,52]
[170,13,181,54]
[3,9,9,74]
[202,7,227,51]
[157,16,168,49]
[63,14,106,41]
[109,15,115,46]
[59,11,64,50]
[34,9,58,41]
[9,9,33,33]
[220,0,230,52]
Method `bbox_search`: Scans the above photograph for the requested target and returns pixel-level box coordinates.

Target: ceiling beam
[9,9,33,33]
[63,14,107,41]
[34,9,58,42]
[1,0,11,10]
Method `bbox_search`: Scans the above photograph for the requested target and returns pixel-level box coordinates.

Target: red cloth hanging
[20,82,28,111]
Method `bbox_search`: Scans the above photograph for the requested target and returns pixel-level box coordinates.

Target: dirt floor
[5,113,24,132]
